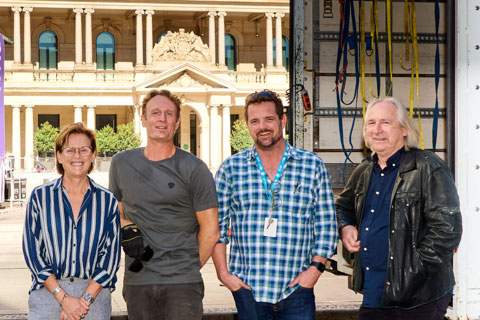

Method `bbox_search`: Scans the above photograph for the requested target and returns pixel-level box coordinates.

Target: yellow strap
[360,0,366,119]
[400,0,411,71]
[368,0,379,99]
[386,0,393,94]
[411,0,420,102]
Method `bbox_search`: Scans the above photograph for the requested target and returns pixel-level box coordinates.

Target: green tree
[34,122,59,156]
[96,125,117,156]
[116,121,140,151]
[230,119,253,152]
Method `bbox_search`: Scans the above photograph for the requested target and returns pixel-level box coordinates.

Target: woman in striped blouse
[23,122,121,320]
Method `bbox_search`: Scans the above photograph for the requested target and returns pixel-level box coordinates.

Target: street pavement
[0,171,362,319]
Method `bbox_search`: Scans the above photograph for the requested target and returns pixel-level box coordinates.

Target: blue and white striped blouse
[23,176,121,293]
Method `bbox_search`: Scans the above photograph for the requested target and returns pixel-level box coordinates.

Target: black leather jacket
[336,148,462,308]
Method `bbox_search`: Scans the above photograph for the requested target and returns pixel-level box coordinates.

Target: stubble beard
[254,131,283,151]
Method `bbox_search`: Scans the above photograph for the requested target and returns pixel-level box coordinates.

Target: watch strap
[310,261,326,273]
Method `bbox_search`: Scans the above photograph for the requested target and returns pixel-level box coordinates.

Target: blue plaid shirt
[215,142,338,303]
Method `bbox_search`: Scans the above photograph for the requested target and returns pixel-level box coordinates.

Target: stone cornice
[0,1,289,13]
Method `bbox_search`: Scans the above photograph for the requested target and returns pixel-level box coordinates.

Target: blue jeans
[232,286,316,320]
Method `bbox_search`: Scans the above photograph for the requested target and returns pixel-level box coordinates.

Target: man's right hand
[121,224,144,259]
[341,225,361,253]
[219,272,251,292]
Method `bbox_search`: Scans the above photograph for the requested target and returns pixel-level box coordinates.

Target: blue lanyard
[254,141,288,200]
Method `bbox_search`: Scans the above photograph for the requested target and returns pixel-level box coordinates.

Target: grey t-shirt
[109,147,218,285]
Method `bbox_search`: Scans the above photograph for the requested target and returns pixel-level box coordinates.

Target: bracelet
[59,293,68,308]
[51,286,63,297]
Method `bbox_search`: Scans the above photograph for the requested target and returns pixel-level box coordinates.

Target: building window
[38,114,60,128]
[273,36,289,71]
[96,32,115,70]
[157,32,168,43]
[39,31,58,69]
[96,114,117,132]
[225,34,237,71]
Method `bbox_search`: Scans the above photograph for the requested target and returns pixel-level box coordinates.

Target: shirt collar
[373,147,404,169]
[53,175,96,192]
[245,141,300,162]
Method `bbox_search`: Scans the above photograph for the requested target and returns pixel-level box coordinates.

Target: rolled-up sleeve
[215,164,231,244]
[22,190,54,285]
[312,162,338,258]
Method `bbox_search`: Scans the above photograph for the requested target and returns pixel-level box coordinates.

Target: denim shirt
[360,148,403,307]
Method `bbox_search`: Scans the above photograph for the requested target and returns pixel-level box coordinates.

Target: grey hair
[363,97,419,151]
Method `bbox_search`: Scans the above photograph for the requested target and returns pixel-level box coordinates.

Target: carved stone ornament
[152,28,211,62]
[160,72,212,88]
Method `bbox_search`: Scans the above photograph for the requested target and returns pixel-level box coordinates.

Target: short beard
[254,132,282,151]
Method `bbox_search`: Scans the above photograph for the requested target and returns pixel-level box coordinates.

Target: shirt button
[381,173,384,177]
[73,244,76,247]
[364,247,368,251]
[392,163,396,167]
[72,260,75,264]
[370,209,375,213]
[390,256,394,260]
[391,230,395,234]
[366,267,370,271]
[386,281,391,286]
[365,227,369,231]
[375,191,380,195]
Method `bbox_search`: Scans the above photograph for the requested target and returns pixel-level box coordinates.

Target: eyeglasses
[128,245,154,273]
[62,146,92,157]
[245,90,279,105]
[270,181,282,210]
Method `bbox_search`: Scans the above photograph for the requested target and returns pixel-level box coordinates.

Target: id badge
[263,217,277,237]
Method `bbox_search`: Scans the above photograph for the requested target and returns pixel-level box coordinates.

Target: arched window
[96,32,115,70]
[157,32,168,43]
[273,36,289,71]
[39,31,58,69]
[225,34,237,71]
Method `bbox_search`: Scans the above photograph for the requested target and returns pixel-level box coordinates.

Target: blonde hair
[363,97,419,151]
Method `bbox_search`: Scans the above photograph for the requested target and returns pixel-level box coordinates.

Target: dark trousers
[232,286,316,320]
[123,282,204,320]
[359,293,451,320]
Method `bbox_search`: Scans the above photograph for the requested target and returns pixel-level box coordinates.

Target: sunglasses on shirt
[128,245,154,273]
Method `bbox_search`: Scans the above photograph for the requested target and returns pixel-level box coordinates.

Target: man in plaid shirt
[212,90,338,319]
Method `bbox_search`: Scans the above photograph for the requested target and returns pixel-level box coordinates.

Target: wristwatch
[82,292,95,304]
[310,261,326,273]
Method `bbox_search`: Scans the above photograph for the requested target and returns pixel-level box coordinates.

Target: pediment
[135,63,236,92]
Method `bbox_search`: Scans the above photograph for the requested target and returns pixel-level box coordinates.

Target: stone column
[265,12,274,67]
[145,10,154,65]
[85,8,94,65]
[209,105,219,168]
[24,105,34,171]
[200,125,210,167]
[208,11,216,64]
[74,105,83,123]
[134,105,141,135]
[222,105,231,160]
[23,7,33,65]
[275,13,285,68]
[87,105,96,130]
[12,7,22,64]
[217,11,226,67]
[135,9,144,67]
[11,105,21,168]
[74,8,83,64]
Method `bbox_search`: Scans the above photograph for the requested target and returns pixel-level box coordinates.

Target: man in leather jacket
[336,97,462,320]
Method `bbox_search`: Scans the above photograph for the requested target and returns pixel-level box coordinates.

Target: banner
[0,34,5,204]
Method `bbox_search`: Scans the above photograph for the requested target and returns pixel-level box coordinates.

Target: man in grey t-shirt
[109,89,219,320]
